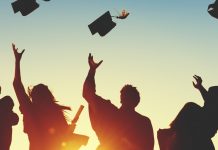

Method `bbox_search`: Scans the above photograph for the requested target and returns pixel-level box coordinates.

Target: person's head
[28,84,55,105]
[120,84,140,109]
[170,102,202,134]
[0,96,14,111]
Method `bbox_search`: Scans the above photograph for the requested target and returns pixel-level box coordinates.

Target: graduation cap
[11,0,39,16]
[208,0,218,19]
[11,0,50,16]
[88,11,116,37]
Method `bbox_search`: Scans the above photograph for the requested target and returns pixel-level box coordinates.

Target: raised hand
[12,43,25,62]
[193,75,203,89]
[88,53,103,71]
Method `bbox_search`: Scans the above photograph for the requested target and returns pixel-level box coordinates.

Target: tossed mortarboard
[208,0,218,19]
[88,11,116,37]
[11,0,39,16]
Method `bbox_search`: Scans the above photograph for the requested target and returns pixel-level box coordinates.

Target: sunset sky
[1,1,218,150]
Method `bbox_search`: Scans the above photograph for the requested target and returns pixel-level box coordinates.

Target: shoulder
[19,103,33,114]
[101,99,119,111]
[135,112,152,124]
[88,95,119,114]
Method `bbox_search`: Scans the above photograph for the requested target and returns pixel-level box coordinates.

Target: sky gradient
[1,0,218,150]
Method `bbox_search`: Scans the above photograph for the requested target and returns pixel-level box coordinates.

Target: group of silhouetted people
[0,44,217,150]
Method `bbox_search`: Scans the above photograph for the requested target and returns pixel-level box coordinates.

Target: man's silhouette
[0,96,19,150]
[83,53,154,150]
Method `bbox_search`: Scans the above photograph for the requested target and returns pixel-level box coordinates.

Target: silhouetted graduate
[12,43,88,150]
[83,53,154,150]
[193,75,218,142]
[157,75,217,150]
[0,96,19,150]
[208,0,218,19]
[168,102,212,150]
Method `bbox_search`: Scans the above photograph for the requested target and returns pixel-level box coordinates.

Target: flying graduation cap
[88,11,116,37]
[12,0,39,16]
[208,0,218,19]
[88,10,130,37]
[11,0,50,16]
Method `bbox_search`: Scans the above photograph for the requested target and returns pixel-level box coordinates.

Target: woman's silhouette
[169,102,205,150]
[158,75,216,150]
[12,43,72,150]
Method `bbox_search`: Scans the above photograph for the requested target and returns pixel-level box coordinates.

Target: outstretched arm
[12,43,30,108]
[193,75,209,102]
[82,53,103,105]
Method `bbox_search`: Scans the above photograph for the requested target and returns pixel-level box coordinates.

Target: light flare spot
[48,127,56,134]
[61,142,67,147]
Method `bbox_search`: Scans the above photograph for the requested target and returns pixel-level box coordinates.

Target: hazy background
[0,0,218,150]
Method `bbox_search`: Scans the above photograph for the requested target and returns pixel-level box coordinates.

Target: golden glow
[1,1,218,150]
[61,142,67,147]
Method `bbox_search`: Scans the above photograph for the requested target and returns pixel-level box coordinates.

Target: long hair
[28,84,70,109]
[27,83,70,130]
[28,84,56,104]
[170,102,202,134]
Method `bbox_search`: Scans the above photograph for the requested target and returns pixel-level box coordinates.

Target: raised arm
[193,75,209,102]
[82,53,103,105]
[12,43,30,107]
